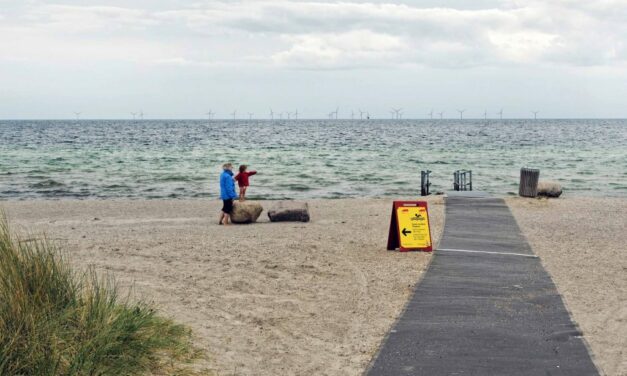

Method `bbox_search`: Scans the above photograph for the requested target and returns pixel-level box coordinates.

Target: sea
[1,119,625,200]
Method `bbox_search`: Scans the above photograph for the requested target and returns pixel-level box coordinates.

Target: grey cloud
[1,1,626,69]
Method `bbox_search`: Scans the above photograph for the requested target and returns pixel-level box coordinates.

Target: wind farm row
[197,108,541,120]
[70,108,542,120]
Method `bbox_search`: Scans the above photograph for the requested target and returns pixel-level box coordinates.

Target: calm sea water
[1,119,625,199]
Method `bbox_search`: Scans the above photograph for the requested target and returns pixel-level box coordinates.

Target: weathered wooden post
[421,170,431,196]
[468,170,473,191]
[519,168,540,197]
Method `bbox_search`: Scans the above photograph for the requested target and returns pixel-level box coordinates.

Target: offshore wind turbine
[351,110,355,120]
[248,112,254,120]
[483,109,488,120]
[278,112,283,120]
[231,110,237,120]
[532,111,539,120]
[131,112,137,120]
[428,109,434,119]
[205,111,214,120]
[293,109,299,120]
[74,112,81,120]
[438,111,444,120]
[457,109,466,120]
[497,109,503,120]
[392,108,403,120]
[269,108,274,120]
[358,109,365,120]
[139,110,144,120]
[328,107,339,119]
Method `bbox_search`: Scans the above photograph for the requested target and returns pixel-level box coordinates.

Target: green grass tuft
[0,213,206,375]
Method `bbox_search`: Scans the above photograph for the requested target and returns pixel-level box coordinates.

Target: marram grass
[0,213,207,375]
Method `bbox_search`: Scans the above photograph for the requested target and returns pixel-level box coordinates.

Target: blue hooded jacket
[220,169,238,200]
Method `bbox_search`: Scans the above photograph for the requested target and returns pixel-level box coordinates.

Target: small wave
[157,175,191,182]
[40,189,91,198]
[30,179,65,189]
[286,184,312,191]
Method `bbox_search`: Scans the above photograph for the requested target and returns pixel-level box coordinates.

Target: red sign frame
[387,201,433,252]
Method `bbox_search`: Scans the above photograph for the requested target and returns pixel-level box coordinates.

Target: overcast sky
[1,0,626,119]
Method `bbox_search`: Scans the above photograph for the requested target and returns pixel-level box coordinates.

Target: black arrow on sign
[402,228,411,236]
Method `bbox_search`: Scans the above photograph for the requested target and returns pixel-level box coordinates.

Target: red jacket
[235,171,257,187]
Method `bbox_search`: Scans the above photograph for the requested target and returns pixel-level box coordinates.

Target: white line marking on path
[437,248,539,258]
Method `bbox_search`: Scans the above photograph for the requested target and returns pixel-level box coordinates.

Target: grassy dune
[0,214,205,375]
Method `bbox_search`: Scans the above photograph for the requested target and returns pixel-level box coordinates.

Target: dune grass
[0,213,205,375]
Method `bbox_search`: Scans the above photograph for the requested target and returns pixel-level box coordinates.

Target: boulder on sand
[268,201,310,222]
[537,181,563,198]
[230,201,263,223]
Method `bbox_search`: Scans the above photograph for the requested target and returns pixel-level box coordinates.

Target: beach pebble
[230,201,264,224]
[537,181,563,198]
[268,201,310,222]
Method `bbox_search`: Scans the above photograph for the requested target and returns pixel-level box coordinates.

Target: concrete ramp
[367,195,599,376]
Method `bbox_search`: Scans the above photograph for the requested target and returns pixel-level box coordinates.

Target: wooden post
[519,168,540,197]
[421,170,431,196]
[468,170,473,191]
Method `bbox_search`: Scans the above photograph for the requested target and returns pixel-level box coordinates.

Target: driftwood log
[519,168,540,197]
[268,201,310,222]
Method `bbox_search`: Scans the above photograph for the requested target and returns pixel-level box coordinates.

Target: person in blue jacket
[219,163,238,225]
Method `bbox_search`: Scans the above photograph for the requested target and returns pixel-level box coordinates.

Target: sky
[1,0,626,119]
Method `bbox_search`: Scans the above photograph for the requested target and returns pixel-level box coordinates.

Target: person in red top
[234,165,257,201]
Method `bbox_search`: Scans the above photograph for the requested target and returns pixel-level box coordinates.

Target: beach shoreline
[1,196,624,375]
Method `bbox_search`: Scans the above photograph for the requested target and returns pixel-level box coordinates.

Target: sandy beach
[2,196,625,375]
[507,197,626,376]
[2,197,444,375]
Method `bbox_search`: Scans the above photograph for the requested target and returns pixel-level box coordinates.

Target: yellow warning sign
[396,206,432,249]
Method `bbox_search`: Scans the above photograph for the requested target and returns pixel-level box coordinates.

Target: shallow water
[1,119,625,199]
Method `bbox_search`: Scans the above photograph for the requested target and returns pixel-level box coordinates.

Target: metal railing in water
[453,170,473,191]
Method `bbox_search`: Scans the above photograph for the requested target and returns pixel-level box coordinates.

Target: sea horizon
[3,117,627,121]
